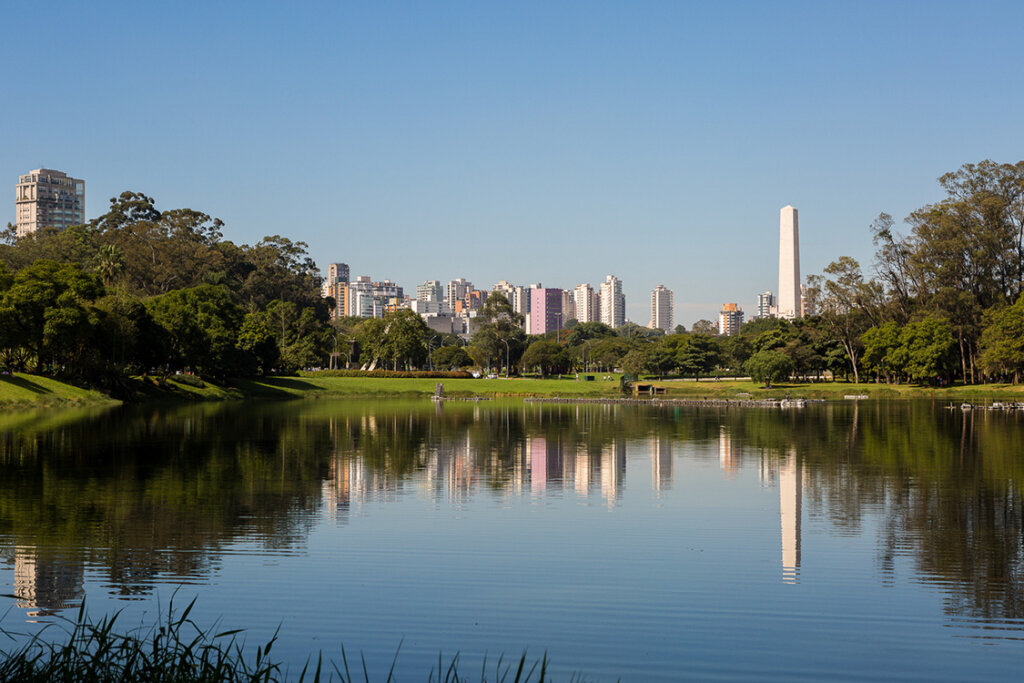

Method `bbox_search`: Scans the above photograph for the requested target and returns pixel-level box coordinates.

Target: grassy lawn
[0,373,120,409]
[236,374,625,398]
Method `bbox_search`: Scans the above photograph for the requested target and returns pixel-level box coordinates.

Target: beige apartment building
[15,168,85,238]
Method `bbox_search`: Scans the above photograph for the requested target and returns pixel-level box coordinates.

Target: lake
[2,398,1024,680]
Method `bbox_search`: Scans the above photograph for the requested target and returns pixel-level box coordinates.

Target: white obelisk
[778,205,801,319]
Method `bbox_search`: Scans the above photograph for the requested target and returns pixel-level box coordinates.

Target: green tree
[893,317,957,384]
[979,296,1024,382]
[432,345,473,370]
[520,340,569,377]
[675,334,719,380]
[861,322,902,383]
[0,260,105,374]
[744,349,794,388]
[146,285,245,377]
[690,319,718,335]
[811,257,882,383]
[471,292,526,373]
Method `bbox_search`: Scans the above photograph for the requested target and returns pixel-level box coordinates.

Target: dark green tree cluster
[0,192,333,386]
[808,160,1024,384]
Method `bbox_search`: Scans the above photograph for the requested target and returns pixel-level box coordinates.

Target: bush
[172,373,206,388]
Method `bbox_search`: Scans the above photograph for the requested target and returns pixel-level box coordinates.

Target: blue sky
[4,1,1023,325]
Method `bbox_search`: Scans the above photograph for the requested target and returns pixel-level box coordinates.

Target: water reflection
[2,399,1024,633]
[13,546,84,618]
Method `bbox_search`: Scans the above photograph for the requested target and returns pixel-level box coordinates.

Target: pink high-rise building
[529,288,563,335]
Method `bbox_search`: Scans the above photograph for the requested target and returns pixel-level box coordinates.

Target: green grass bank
[6,372,1024,410]
[0,373,120,409]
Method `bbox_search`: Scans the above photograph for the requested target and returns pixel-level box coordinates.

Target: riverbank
[0,373,120,409]
[5,372,1024,410]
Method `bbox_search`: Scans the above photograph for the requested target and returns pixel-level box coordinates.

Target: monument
[778,205,801,319]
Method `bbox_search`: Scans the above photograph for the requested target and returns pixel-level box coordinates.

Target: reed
[0,598,580,682]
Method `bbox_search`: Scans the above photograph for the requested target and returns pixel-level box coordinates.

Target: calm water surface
[2,399,1024,680]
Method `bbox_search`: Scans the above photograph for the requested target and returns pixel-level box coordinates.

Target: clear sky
[4,1,1023,325]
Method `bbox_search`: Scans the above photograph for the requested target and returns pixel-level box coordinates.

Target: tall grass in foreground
[0,598,583,682]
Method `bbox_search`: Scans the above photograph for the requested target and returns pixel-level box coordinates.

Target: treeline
[808,160,1024,384]
[4,160,1024,390]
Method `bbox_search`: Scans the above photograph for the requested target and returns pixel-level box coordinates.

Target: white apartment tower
[15,168,85,238]
[778,205,801,319]
[649,285,673,332]
[599,275,625,329]
[757,291,776,319]
[574,283,598,323]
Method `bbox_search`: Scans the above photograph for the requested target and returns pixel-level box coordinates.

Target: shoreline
[5,372,1024,410]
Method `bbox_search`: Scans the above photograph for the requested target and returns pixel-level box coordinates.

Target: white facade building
[599,275,625,329]
[649,285,673,332]
[574,283,598,323]
[757,291,776,319]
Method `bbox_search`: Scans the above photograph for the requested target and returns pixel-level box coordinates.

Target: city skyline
[4,3,1024,324]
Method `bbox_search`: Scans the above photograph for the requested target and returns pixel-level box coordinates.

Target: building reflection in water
[778,449,802,584]
[320,418,638,513]
[13,546,84,619]
[719,425,739,478]
[651,437,672,493]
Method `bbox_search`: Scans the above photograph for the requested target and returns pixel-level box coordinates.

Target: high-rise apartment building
[530,288,564,336]
[778,206,801,319]
[649,285,673,332]
[757,291,776,319]
[446,278,472,310]
[574,283,598,323]
[718,303,744,336]
[599,275,625,329]
[327,263,349,285]
[493,280,516,302]
[800,284,815,317]
[561,290,576,323]
[417,280,444,302]
[15,168,85,238]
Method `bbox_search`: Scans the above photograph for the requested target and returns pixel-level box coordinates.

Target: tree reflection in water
[1,399,1023,624]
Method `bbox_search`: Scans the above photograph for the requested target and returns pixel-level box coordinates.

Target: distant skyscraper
[718,303,744,336]
[15,168,85,238]
[757,291,776,319]
[778,205,801,319]
[599,275,625,328]
[649,285,673,332]
[574,283,597,323]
